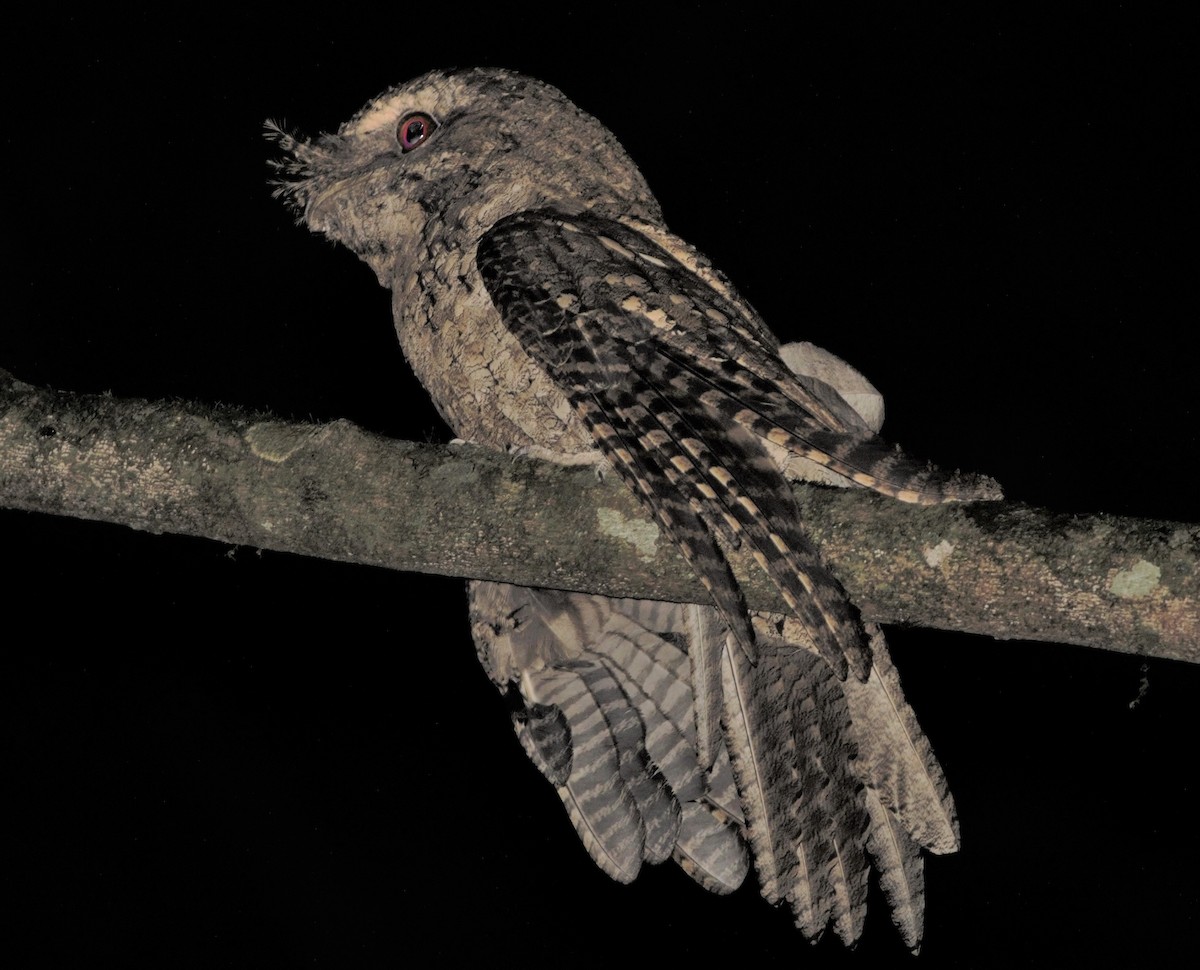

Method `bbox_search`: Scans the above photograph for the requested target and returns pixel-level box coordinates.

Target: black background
[4,7,1196,967]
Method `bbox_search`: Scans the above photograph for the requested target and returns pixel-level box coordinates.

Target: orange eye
[398,112,436,152]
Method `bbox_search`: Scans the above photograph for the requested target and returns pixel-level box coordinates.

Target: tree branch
[3,367,1196,664]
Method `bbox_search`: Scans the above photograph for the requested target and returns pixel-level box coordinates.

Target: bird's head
[268,67,663,285]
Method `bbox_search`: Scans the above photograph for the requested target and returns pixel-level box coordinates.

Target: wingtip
[819,629,872,684]
[728,614,759,665]
[850,637,873,683]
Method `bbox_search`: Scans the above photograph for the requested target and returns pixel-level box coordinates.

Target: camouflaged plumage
[271,66,1000,949]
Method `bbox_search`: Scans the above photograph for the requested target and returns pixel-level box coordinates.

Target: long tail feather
[863,787,927,952]
[686,602,727,771]
[838,624,960,854]
[720,642,872,939]
[674,801,750,895]
[521,666,645,882]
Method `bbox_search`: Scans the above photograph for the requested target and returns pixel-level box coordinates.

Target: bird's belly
[393,278,597,460]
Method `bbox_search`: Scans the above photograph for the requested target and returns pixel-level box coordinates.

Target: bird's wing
[466,320,966,949]
[477,208,998,679]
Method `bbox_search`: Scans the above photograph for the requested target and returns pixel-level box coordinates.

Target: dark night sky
[4,8,1196,967]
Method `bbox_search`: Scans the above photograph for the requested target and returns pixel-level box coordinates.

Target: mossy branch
[2,367,1196,664]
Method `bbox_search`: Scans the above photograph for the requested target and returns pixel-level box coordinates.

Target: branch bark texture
[2,368,1196,664]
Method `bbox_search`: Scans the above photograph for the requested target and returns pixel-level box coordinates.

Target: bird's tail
[469,581,958,949]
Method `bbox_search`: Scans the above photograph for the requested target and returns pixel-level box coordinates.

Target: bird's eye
[398,112,437,152]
